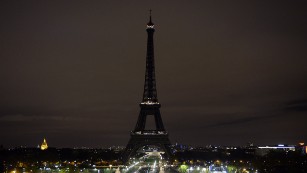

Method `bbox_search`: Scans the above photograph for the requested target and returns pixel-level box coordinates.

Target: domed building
[40,138,48,150]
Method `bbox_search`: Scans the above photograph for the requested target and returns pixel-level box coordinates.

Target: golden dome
[40,138,48,150]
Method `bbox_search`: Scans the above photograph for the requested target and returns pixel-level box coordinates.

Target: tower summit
[146,9,154,28]
[123,11,172,162]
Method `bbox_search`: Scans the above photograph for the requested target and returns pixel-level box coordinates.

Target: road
[125,155,164,173]
[208,164,228,173]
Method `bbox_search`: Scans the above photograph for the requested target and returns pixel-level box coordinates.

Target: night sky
[1,1,307,148]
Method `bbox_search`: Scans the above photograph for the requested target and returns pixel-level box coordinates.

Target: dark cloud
[284,99,307,112]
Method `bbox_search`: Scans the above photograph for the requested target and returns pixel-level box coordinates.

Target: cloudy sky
[0,0,306,148]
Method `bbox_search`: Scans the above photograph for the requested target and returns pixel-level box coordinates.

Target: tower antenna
[147,9,154,26]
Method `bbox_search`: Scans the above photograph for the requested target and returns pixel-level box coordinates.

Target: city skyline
[0,1,307,148]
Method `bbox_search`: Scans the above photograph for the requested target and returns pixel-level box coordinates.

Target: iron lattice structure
[122,13,172,162]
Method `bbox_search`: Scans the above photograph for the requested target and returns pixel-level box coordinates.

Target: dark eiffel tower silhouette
[122,11,172,162]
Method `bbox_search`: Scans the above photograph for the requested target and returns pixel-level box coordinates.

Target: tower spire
[147,9,154,27]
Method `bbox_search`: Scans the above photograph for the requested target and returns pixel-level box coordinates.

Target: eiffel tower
[122,12,172,162]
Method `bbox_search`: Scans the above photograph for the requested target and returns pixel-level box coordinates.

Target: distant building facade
[256,144,295,156]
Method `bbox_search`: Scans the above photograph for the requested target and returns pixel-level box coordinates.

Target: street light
[109,164,112,173]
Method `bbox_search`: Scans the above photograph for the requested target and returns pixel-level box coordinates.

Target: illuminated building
[256,144,295,156]
[298,142,307,155]
[40,138,48,150]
